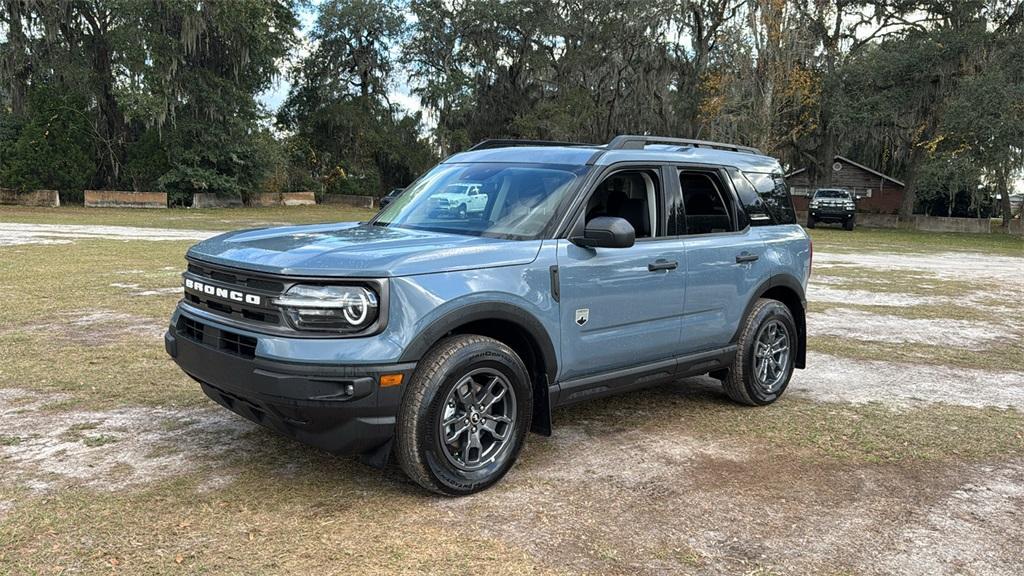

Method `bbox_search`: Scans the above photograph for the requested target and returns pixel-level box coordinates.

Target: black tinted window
[730,169,770,226]
[743,172,796,225]
[679,172,733,234]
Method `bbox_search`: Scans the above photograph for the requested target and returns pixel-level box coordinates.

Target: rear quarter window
[735,171,797,225]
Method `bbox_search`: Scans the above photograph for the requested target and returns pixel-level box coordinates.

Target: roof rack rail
[606,135,762,155]
[469,139,596,151]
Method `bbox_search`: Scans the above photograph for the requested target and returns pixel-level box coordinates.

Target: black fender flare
[398,301,557,376]
[398,301,558,435]
[732,274,807,369]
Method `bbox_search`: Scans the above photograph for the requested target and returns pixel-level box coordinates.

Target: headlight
[809,201,819,208]
[274,284,379,333]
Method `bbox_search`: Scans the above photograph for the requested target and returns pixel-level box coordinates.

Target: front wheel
[722,299,797,406]
[395,335,532,495]
[806,215,816,229]
[457,204,468,219]
[844,216,855,231]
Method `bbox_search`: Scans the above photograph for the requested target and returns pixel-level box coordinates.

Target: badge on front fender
[575,308,589,326]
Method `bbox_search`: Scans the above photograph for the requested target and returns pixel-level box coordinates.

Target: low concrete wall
[797,211,899,229]
[0,188,60,207]
[1007,219,1023,236]
[856,213,900,229]
[255,192,316,206]
[84,190,167,209]
[256,193,280,206]
[281,191,316,206]
[322,194,375,209]
[913,215,990,234]
[191,193,243,208]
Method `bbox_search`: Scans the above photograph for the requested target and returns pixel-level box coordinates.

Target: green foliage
[278,0,436,197]
[0,0,1020,216]
[0,88,95,192]
[0,0,297,202]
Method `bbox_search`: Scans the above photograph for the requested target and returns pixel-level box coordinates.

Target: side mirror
[572,216,635,249]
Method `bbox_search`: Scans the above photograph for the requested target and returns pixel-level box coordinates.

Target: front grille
[183,262,285,327]
[188,263,286,293]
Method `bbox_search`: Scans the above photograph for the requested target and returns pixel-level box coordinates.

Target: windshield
[814,189,850,199]
[372,162,589,239]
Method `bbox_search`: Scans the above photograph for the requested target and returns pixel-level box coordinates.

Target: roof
[444,141,782,174]
[786,155,905,187]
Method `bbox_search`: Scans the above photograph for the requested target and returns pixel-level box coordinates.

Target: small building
[786,156,905,214]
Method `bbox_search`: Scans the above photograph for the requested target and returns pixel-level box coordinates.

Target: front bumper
[165,313,415,456]
[809,207,855,222]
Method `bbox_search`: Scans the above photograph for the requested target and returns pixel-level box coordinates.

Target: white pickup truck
[432,183,488,218]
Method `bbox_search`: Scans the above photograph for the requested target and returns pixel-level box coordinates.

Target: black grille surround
[180,257,389,339]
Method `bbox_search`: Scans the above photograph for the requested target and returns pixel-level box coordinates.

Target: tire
[843,216,855,231]
[806,215,816,229]
[395,335,532,495]
[722,299,797,406]
[457,204,467,219]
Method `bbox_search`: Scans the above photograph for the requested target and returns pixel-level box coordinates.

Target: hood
[186,222,542,278]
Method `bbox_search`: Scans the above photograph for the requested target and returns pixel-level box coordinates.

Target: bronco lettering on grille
[183,278,262,305]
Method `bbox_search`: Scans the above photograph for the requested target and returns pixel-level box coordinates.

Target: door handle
[648,259,678,272]
[735,253,759,264]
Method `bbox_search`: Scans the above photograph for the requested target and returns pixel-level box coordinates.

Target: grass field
[0,204,374,231]
[1,206,1022,575]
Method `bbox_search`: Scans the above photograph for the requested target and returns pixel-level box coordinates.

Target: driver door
[555,166,686,389]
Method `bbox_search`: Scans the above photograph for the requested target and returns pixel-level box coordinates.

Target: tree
[0,0,297,198]
[941,4,1024,225]
[0,87,95,192]
[280,0,434,195]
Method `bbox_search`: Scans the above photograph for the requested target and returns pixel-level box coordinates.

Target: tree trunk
[91,34,126,189]
[3,0,29,117]
[997,163,1013,228]
[898,143,927,219]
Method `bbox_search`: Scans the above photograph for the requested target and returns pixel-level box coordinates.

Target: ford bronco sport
[165,135,811,495]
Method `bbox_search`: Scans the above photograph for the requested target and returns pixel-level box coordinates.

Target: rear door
[677,168,770,353]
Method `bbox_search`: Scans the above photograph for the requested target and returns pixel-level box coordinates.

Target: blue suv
[165,135,811,495]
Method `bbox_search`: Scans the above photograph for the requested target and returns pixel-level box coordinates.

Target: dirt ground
[1,209,1022,575]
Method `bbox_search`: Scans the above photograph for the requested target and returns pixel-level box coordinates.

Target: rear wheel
[395,335,532,495]
[723,299,797,406]
[806,215,816,229]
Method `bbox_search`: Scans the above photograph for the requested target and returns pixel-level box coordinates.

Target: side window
[585,170,662,239]
[679,171,734,234]
[730,169,772,226]
[743,172,797,225]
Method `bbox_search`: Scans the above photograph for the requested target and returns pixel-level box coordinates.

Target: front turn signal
[379,373,404,387]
